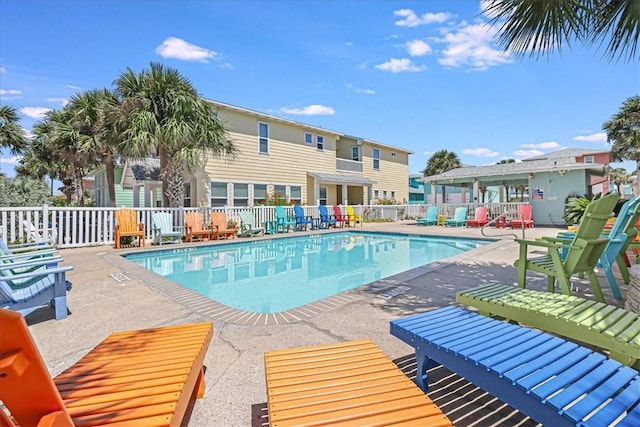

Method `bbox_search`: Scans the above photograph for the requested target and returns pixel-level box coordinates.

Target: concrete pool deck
[24,221,629,426]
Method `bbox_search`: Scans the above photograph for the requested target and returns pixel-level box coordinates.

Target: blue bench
[390,306,640,427]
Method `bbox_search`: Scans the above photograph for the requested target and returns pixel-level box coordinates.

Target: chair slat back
[115,209,139,233]
[185,212,205,231]
[425,205,438,221]
[152,212,173,233]
[0,309,73,426]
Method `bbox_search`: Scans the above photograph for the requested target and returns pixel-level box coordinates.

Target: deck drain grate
[110,273,131,282]
[379,285,411,299]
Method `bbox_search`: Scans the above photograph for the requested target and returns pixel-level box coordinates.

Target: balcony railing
[336,158,362,173]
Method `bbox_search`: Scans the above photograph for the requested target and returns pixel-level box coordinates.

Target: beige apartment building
[92,100,411,208]
[186,100,411,208]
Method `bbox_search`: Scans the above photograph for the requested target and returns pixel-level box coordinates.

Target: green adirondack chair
[238,211,264,237]
[515,192,619,302]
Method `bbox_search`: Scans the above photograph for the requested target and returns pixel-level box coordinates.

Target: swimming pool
[125,232,489,313]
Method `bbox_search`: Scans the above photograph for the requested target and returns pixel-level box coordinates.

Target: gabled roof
[121,158,161,188]
[523,147,610,161]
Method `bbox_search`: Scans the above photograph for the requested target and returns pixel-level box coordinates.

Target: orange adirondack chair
[0,308,213,427]
[210,212,236,240]
[184,212,213,242]
[114,208,145,249]
[466,206,489,227]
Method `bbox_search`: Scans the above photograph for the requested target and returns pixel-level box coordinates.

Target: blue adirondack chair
[151,212,183,245]
[318,205,336,229]
[416,205,438,226]
[445,207,467,227]
[0,259,73,320]
[293,205,314,231]
[0,239,61,274]
[275,206,296,233]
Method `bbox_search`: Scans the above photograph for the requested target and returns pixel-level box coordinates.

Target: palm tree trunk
[165,158,185,207]
[441,185,446,203]
[105,153,117,207]
[159,146,169,207]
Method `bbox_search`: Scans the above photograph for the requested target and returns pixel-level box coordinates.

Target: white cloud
[0,67,5,73]
[66,84,83,90]
[358,62,368,70]
[20,106,51,119]
[22,127,34,140]
[375,58,425,73]
[437,22,511,70]
[463,147,499,157]
[423,150,433,156]
[345,83,375,95]
[520,141,563,150]
[47,97,69,106]
[219,63,233,70]
[394,9,451,27]
[155,37,219,62]
[345,41,353,47]
[0,156,20,164]
[281,104,335,115]
[0,89,22,99]
[406,39,432,56]
[573,132,607,143]
[514,149,544,158]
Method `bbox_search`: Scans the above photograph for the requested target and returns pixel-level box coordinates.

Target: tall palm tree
[603,95,640,195]
[0,105,28,176]
[485,0,640,62]
[66,89,121,207]
[114,62,237,207]
[422,150,461,203]
[609,166,630,195]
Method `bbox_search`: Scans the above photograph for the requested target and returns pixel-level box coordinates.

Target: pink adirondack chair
[466,206,489,227]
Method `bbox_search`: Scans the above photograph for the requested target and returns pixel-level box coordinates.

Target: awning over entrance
[307,172,376,185]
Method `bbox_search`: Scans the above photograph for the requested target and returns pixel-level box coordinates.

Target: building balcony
[336,158,362,173]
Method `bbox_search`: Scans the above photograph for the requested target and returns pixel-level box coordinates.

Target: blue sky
[1,0,638,177]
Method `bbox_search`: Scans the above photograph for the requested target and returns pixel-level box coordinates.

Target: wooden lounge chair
[417,205,438,226]
[456,283,640,369]
[238,211,264,237]
[1,261,73,320]
[332,205,348,228]
[275,206,296,233]
[210,212,236,240]
[151,212,183,245]
[317,205,336,229]
[264,339,452,426]
[445,207,467,227]
[0,308,213,427]
[465,206,489,227]
[114,209,145,249]
[391,306,640,427]
[516,192,619,302]
[184,212,213,242]
[346,205,363,227]
[509,204,534,228]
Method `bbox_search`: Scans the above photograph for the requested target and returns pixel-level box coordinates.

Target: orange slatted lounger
[264,339,452,426]
[0,308,213,427]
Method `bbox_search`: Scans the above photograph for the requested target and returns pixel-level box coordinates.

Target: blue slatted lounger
[390,306,640,427]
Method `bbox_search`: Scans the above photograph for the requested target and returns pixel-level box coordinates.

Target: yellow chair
[346,205,363,227]
[114,209,145,249]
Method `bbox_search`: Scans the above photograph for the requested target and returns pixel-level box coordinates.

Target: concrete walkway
[25,221,629,426]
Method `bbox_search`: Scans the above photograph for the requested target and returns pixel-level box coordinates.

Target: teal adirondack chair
[445,207,467,227]
[151,212,183,245]
[516,192,619,302]
[417,205,438,226]
[238,211,264,237]
[275,206,296,233]
[0,259,73,320]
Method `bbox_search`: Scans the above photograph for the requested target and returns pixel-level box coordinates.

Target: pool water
[125,232,489,313]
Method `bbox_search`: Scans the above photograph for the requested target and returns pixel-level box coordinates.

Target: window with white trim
[391,191,395,199]
[374,189,379,199]
[584,155,594,164]
[254,184,267,205]
[316,135,324,151]
[304,132,313,145]
[372,148,380,170]
[233,183,249,207]
[319,187,327,205]
[183,183,191,207]
[274,185,286,201]
[351,146,360,161]
[258,122,269,154]
[210,182,228,207]
[383,190,387,199]
[290,186,302,205]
